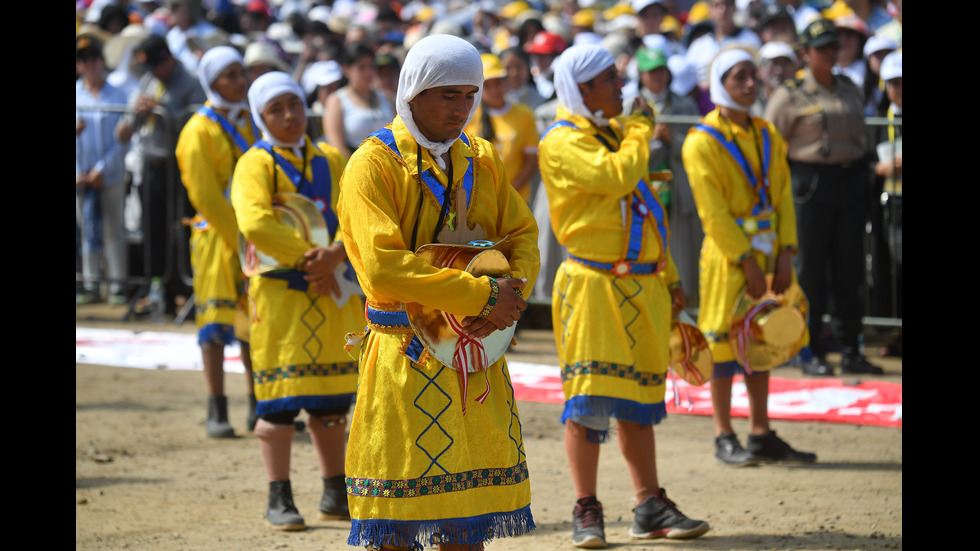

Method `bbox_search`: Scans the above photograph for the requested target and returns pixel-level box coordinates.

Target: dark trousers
[790,160,871,357]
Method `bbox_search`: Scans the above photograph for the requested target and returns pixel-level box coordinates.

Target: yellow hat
[686,1,710,25]
[571,9,596,29]
[481,53,508,80]
[660,14,681,39]
[416,6,435,23]
[501,1,531,20]
[603,2,634,21]
[821,0,855,21]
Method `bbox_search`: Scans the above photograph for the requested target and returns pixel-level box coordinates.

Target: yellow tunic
[539,106,680,430]
[681,109,803,363]
[231,139,362,414]
[464,102,539,203]
[337,117,539,547]
[175,103,256,343]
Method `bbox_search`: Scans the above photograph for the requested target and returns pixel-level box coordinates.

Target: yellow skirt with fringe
[189,219,249,343]
[552,261,671,429]
[247,274,362,415]
[345,324,534,548]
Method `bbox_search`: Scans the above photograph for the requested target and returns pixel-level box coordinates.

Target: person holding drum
[231,71,363,531]
[682,47,816,468]
[336,34,540,551]
[538,44,709,549]
[176,46,258,439]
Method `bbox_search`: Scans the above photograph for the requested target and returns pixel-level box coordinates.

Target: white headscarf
[709,48,755,112]
[247,71,307,151]
[552,44,616,126]
[396,34,484,169]
[198,46,249,123]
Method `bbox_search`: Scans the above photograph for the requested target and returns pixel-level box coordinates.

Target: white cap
[758,40,797,64]
[879,50,902,81]
[632,0,665,15]
[864,34,898,59]
[668,54,697,96]
[307,5,332,25]
[573,32,604,47]
[302,60,343,95]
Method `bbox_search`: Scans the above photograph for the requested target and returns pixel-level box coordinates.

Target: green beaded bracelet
[479,277,499,319]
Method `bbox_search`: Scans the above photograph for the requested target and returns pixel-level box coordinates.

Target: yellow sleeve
[659,250,681,288]
[337,135,539,317]
[539,112,655,198]
[176,115,239,248]
[231,148,315,268]
[681,127,753,263]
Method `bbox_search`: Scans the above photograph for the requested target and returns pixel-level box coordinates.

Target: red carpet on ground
[76,328,901,428]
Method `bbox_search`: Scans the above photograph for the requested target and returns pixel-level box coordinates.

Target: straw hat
[104,23,150,70]
[728,277,808,371]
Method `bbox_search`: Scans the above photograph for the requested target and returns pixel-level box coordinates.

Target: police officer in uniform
[764,19,883,377]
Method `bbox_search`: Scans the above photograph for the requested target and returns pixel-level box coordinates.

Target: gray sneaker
[715,433,760,467]
[629,489,709,540]
[571,496,606,548]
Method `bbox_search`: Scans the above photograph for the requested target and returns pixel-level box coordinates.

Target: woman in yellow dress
[682,47,816,467]
[175,46,256,437]
[231,71,364,531]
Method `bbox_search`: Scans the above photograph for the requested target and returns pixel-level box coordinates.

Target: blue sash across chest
[370,127,475,211]
[252,140,341,291]
[542,120,669,274]
[197,105,257,155]
[693,122,772,214]
[252,140,339,238]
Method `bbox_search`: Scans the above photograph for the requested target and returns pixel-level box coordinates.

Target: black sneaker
[841,353,884,375]
[715,433,760,467]
[746,430,817,464]
[571,496,606,548]
[629,488,709,540]
[801,357,834,376]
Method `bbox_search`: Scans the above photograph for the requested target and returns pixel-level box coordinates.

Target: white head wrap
[709,48,755,112]
[198,46,249,123]
[552,44,617,126]
[396,34,483,168]
[247,71,307,150]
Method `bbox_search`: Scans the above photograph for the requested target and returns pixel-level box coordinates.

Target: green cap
[636,48,668,72]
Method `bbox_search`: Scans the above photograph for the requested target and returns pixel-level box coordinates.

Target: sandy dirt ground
[76,303,902,551]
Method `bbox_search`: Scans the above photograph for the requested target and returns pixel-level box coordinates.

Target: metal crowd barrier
[76,103,900,330]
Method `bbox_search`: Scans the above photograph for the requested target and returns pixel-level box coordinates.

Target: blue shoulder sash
[694,122,771,213]
[370,127,475,212]
[542,119,668,263]
[197,105,257,155]
[252,140,338,239]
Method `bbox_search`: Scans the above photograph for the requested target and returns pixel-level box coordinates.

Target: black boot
[246,395,258,432]
[206,395,235,438]
[267,480,306,531]
[318,474,350,520]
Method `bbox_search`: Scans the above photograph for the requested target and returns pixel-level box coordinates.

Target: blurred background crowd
[75,0,902,358]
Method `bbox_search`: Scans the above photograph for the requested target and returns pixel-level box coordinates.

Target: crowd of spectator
[76,0,902,358]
